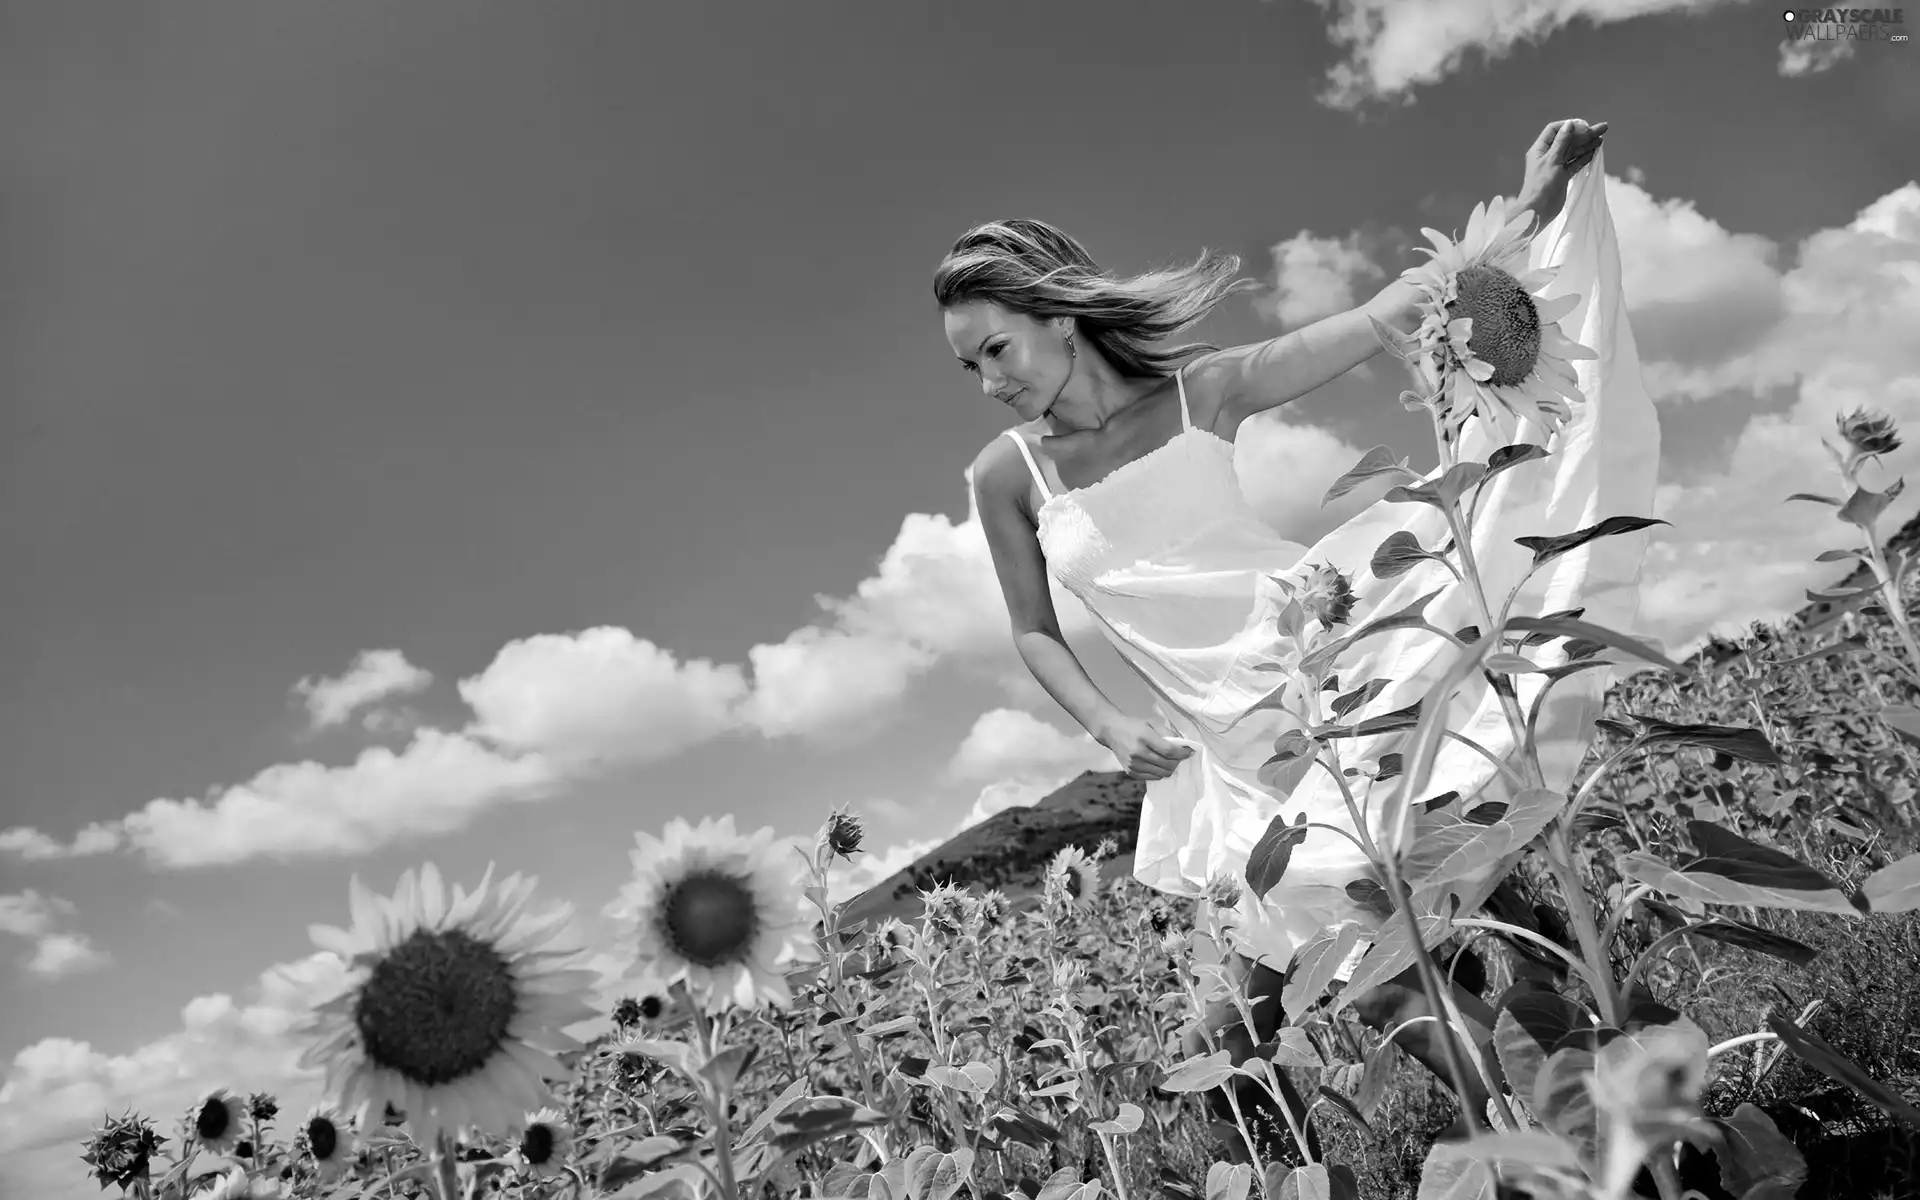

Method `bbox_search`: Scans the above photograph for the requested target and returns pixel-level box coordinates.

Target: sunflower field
[78,199,1920,1200]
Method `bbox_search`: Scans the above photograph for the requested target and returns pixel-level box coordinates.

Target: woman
[938,118,1621,1157]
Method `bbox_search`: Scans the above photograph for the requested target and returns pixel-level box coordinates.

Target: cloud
[944,708,1112,782]
[740,500,1018,742]
[1300,0,1746,108]
[292,649,433,729]
[3,730,560,869]
[1260,231,1386,328]
[459,628,748,768]
[0,892,110,980]
[1778,33,1856,77]
[1605,176,1920,653]
[0,952,348,1200]
[1233,409,1401,545]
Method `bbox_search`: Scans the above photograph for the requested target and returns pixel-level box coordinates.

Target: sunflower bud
[822,810,864,860]
[1591,1020,1711,1149]
[1204,872,1244,910]
[247,1093,278,1124]
[1298,562,1356,629]
[1837,407,1901,462]
[79,1111,165,1193]
[611,996,642,1028]
[919,880,969,936]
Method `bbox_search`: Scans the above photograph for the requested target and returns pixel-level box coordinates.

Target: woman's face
[943,301,1065,423]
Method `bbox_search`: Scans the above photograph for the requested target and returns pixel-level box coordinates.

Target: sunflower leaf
[1324,446,1423,507]
[1784,493,1842,507]
[1504,615,1685,674]
[1514,516,1669,570]
[1370,531,1448,580]
[1480,443,1551,489]
[1764,1015,1920,1127]
[1246,813,1311,902]
[1838,478,1906,531]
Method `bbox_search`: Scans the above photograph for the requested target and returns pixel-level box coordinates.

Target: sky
[1,0,1916,1194]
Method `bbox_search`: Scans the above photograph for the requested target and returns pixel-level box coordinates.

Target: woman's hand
[1518,117,1608,229]
[1097,714,1195,781]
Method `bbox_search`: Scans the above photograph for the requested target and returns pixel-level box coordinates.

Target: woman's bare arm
[1195,119,1604,433]
[971,438,1127,743]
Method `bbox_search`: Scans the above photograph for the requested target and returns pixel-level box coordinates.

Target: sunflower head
[819,808,865,861]
[300,864,597,1148]
[301,1105,356,1183]
[918,880,971,936]
[512,1107,575,1180]
[1046,845,1101,912]
[1203,871,1244,910]
[80,1110,165,1192]
[1298,562,1356,629]
[612,817,811,1014]
[611,996,642,1028]
[973,889,1011,927]
[190,1089,249,1155]
[1402,196,1593,437]
[1837,407,1901,462]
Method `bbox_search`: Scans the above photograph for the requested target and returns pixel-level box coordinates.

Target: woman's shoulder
[970,424,1043,504]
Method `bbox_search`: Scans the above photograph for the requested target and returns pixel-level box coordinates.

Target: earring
[1064,328,1077,359]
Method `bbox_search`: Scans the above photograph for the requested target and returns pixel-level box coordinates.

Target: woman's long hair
[932,218,1258,378]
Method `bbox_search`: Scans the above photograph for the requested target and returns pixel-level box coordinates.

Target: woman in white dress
[939,118,1619,1157]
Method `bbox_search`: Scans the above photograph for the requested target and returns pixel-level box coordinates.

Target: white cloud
[1233,409,1401,544]
[1778,33,1855,77]
[1606,177,1920,653]
[1261,231,1386,328]
[459,628,748,768]
[292,649,433,729]
[0,892,110,981]
[0,952,348,1200]
[24,934,110,980]
[740,502,1016,742]
[944,709,1111,782]
[5,730,561,869]
[1300,0,1746,108]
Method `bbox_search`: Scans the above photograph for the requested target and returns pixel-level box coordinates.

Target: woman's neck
[1045,360,1161,435]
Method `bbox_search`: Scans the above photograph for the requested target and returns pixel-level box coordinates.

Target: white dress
[999,154,1660,972]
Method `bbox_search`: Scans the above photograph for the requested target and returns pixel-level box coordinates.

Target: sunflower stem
[431,1133,461,1200]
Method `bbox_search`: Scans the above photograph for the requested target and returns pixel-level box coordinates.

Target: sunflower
[189,1089,249,1157]
[919,879,971,936]
[607,815,811,1014]
[301,1105,356,1183]
[1401,195,1594,439]
[298,863,599,1150]
[79,1110,164,1193]
[510,1107,576,1180]
[1047,845,1101,911]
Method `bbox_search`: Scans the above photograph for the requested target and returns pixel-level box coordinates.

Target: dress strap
[1001,428,1055,502]
[1175,364,1193,431]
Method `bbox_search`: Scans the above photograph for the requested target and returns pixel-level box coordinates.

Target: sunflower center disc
[519,1123,556,1164]
[1448,264,1541,388]
[662,871,759,967]
[195,1098,232,1141]
[354,928,518,1086]
[307,1117,337,1160]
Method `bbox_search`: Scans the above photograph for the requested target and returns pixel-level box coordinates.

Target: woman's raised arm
[1196,118,1607,432]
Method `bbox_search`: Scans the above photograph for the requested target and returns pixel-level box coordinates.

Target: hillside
[847,507,1920,922]
[837,770,1147,929]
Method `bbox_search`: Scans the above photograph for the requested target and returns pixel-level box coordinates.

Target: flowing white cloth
[1002,153,1659,972]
